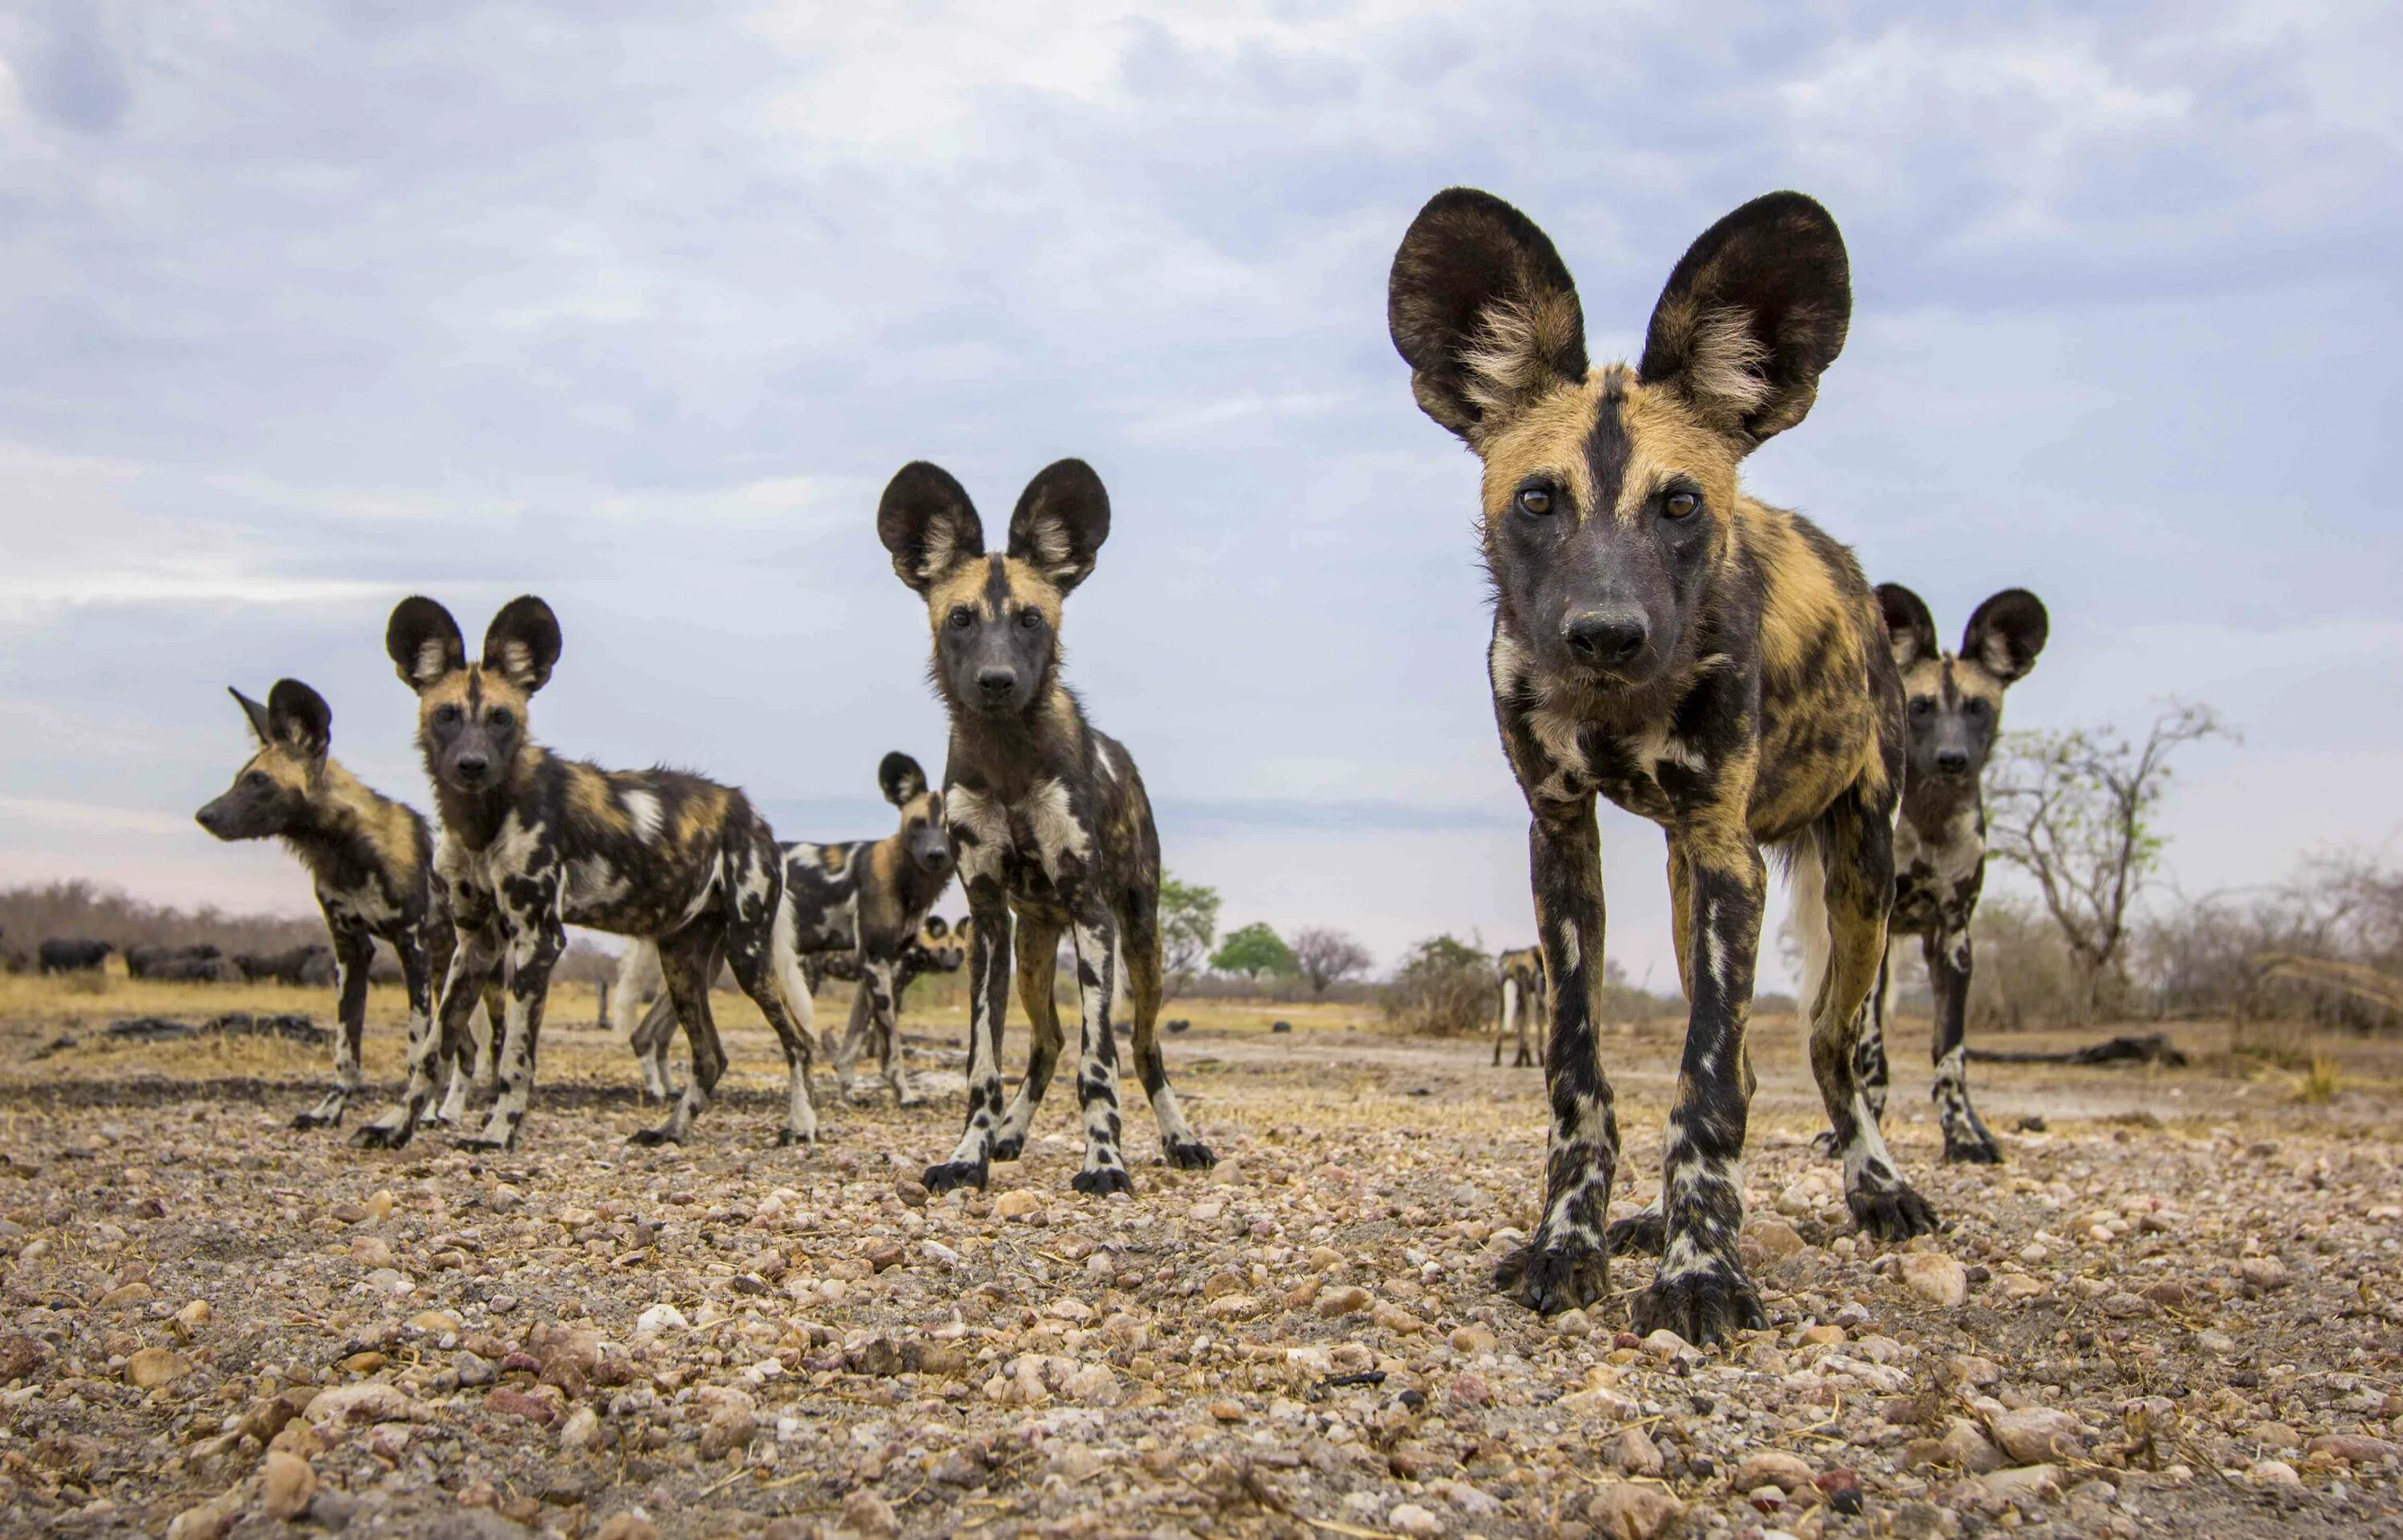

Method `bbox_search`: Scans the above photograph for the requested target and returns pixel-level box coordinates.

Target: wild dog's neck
[886,838,951,920]
[1498,614,1715,742]
[946,682,1083,802]
[276,758,382,883]
[1901,768,1983,834]
[430,743,545,852]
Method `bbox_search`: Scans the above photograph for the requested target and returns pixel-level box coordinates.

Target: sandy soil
[2,975,2400,1540]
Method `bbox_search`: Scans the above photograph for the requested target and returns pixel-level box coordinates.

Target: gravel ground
[2,983,2401,1540]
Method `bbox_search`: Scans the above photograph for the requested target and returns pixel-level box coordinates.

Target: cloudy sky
[2,1,2397,989]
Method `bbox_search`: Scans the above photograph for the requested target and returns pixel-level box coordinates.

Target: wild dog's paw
[293,1110,339,1132]
[1943,1131,2004,1166]
[1849,1180,1940,1241]
[1604,1206,1667,1256]
[626,1126,684,1148]
[1493,1235,1608,1315]
[988,1134,1027,1163]
[349,1122,413,1151]
[1631,1265,1767,1347]
[924,1159,989,1194]
[1164,1138,1217,1170]
[1809,1129,1844,1160]
[1071,1165,1135,1198]
[453,1136,511,1154]
[773,1126,819,1148]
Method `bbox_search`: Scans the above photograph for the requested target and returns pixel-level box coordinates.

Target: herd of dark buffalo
[11,935,336,987]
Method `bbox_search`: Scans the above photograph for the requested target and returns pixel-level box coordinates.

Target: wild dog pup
[617,752,955,1105]
[1390,188,1934,1341]
[1846,585,2048,1164]
[878,458,1215,1195]
[195,681,496,1129]
[1494,946,1549,1068]
[368,595,819,1152]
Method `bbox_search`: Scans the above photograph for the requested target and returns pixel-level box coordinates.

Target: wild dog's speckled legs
[356,922,496,1149]
[459,907,562,1152]
[926,883,1012,1193]
[1122,889,1211,1168]
[1928,927,2001,1163]
[1065,906,1131,1196]
[297,920,374,1129]
[720,834,818,1147]
[1804,792,1939,1241]
[1494,800,1620,1315]
[992,916,1065,1162]
[1620,821,1771,1346]
[630,932,724,1145]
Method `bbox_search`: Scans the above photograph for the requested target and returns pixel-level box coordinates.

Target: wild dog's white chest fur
[948,780,1089,885]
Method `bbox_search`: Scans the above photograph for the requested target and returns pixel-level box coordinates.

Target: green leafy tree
[1157,874,1221,1001]
[1211,922,1296,980]
[1986,701,2230,1023]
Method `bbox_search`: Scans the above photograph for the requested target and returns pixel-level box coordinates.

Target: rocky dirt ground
[2,975,2401,1540]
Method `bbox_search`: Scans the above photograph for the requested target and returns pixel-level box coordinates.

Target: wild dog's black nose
[976,667,1017,701]
[1936,749,1970,774]
[1563,609,1649,668]
[194,808,221,833]
[454,753,490,782]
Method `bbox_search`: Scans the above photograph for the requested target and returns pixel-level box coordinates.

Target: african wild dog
[1829,585,2048,1165]
[369,595,819,1152]
[195,682,497,1128]
[1390,187,1934,1341]
[878,458,1215,1194]
[616,751,956,1106]
[1494,946,1548,1068]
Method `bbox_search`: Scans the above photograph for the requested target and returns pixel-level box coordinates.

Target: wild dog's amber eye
[488,708,514,729]
[948,606,973,629]
[433,703,462,725]
[1909,697,1934,717]
[246,771,269,788]
[1018,609,1041,629]
[1664,490,1700,519]
[1515,487,1553,516]
[1965,698,1990,717]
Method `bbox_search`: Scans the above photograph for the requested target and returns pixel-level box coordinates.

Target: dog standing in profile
[1844,585,2048,1164]
[195,681,495,1130]
[1389,187,1933,1341]
[365,595,819,1152]
[877,458,1214,1194]
[617,751,956,1105]
[1493,946,1548,1068]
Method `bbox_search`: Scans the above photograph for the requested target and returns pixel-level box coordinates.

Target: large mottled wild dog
[1840,585,2047,1165]
[195,681,497,1130]
[1389,188,1934,1341]
[878,458,1215,1195]
[367,595,819,1152]
[618,751,956,1105]
[1494,945,1548,1068]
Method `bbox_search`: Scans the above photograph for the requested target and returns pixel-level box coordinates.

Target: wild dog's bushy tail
[1775,829,1833,1029]
[767,885,820,1055]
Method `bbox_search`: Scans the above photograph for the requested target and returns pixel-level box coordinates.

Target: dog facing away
[1845,585,2048,1164]
[1493,946,1548,1068]
[616,751,956,1104]
[195,681,497,1129]
[878,458,1215,1195]
[1389,187,1934,1341]
[363,595,819,1152]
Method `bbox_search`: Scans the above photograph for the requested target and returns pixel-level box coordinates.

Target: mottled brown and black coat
[878,458,1215,1196]
[195,680,497,1130]
[368,595,817,1153]
[1494,945,1549,1068]
[1390,187,1936,1342]
[1845,584,2048,1164]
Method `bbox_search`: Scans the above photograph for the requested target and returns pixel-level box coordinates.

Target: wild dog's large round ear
[386,597,466,691]
[228,686,276,744]
[1962,589,2049,683]
[923,915,949,939]
[482,596,562,694]
[1638,191,1850,452]
[266,679,333,760]
[878,751,927,806]
[1006,459,1109,595]
[878,462,986,593]
[1877,584,1940,670]
[1388,187,1588,446]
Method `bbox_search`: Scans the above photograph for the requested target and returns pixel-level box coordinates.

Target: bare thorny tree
[1986,700,2232,1023]
[1289,927,1372,996]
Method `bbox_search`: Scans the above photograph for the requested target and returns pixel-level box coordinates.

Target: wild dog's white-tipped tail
[769,887,819,1054]
[1783,835,1833,1027]
[610,943,661,1036]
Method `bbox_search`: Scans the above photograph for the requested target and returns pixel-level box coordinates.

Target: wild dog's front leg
[992,918,1065,1161]
[297,920,373,1129]
[1065,907,1132,1196]
[1813,942,1894,1160]
[1626,826,1770,1346]
[926,889,1012,1193]
[1813,796,1939,1240]
[461,915,562,1152]
[1493,802,1620,1314]
[1927,927,2000,1164]
[831,980,876,1102]
[356,923,495,1149]
[858,959,918,1106]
